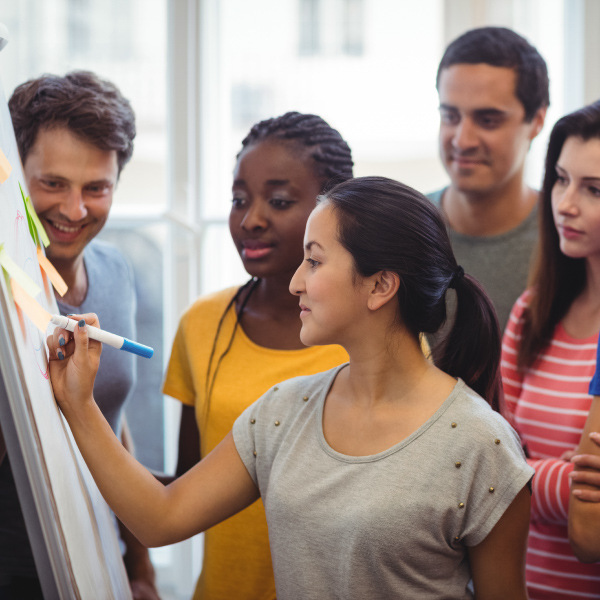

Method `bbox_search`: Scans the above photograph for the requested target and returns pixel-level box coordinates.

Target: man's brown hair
[9,70,136,175]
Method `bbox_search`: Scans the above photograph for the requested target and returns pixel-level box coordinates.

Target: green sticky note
[19,183,49,247]
[20,184,38,245]
[0,243,41,298]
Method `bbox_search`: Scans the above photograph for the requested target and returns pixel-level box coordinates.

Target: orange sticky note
[0,147,11,183]
[11,278,52,333]
[37,247,68,297]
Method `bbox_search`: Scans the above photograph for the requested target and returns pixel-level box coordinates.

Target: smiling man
[428,27,549,330]
[0,72,158,600]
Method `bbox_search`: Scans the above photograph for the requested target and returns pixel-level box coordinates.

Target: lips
[241,240,274,260]
[558,224,584,240]
[299,303,311,318]
[450,155,487,168]
[45,218,88,242]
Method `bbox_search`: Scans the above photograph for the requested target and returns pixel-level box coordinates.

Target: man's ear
[529,106,547,141]
[367,270,400,311]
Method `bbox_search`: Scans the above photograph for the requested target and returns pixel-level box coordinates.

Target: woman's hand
[570,432,600,502]
[47,313,102,416]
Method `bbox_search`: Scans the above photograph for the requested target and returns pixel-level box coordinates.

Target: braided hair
[238,111,354,191]
[201,114,352,417]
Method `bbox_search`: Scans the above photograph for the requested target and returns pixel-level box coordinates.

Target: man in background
[429,26,549,331]
[0,71,159,600]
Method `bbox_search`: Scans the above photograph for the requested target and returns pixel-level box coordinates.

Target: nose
[451,118,478,152]
[556,184,580,216]
[60,188,88,222]
[289,262,305,297]
[240,201,268,231]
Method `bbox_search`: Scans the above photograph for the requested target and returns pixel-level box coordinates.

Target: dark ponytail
[433,274,502,411]
[324,176,502,410]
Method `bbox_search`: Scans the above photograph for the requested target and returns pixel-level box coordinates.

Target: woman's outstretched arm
[48,315,259,548]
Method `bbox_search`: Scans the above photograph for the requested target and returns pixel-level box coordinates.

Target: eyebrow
[556,164,600,181]
[473,108,506,118]
[232,178,291,187]
[40,173,114,186]
[305,240,325,251]
[439,104,506,117]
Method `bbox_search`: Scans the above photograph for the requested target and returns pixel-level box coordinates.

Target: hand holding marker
[51,315,154,359]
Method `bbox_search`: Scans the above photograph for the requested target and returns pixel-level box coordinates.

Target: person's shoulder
[250,365,344,431]
[188,286,239,312]
[86,239,128,265]
[252,366,343,415]
[451,383,522,446]
[178,285,240,327]
[508,288,534,323]
[425,188,446,206]
[270,366,341,396]
[85,239,134,283]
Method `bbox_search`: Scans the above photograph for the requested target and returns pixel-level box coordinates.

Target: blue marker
[51,315,154,359]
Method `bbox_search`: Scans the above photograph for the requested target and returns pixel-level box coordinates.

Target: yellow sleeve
[162,314,197,406]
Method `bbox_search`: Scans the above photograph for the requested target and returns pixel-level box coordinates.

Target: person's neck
[246,273,301,317]
[442,177,537,237]
[342,325,434,408]
[53,254,88,307]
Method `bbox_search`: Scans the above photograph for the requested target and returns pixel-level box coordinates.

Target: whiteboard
[0,64,132,600]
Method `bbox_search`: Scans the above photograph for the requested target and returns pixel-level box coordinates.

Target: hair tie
[448,265,464,289]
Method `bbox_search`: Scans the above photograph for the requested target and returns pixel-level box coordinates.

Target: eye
[305,257,319,268]
[439,109,459,125]
[554,173,568,186]
[476,114,503,129]
[589,185,600,198]
[41,179,64,190]
[85,183,112,196]
[270,198,293,209]
[231,196,246,208]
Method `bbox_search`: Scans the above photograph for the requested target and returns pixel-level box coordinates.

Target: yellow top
[163,286,349,600]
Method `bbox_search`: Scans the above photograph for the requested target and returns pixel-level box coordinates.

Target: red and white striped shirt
[501,290,600,599]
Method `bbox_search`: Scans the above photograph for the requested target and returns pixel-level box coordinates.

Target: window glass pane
[342,0,364,56]
[0,0,167,211]
[299,0,320,55]
[202,0,447,229]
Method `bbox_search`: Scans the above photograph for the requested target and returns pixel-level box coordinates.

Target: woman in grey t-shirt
[48,176,532,599]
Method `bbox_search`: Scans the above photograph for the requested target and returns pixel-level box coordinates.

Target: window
[299,0,320,55]
[342,0,364,55]
[298,0,365,57]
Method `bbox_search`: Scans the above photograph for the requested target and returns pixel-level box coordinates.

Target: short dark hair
[9,70,136,175]
[238,111,353,192]
[518,100,600,368]
[323,176,502,410]
[436,26,549,121]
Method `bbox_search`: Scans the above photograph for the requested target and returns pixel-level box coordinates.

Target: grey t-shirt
[427,188,538,332]
[57,240,137,434]
[0,240,136,578]
[233,365,533,600]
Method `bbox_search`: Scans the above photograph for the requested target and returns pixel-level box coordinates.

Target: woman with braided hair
[162,112,353,599]
[48,176,532,599]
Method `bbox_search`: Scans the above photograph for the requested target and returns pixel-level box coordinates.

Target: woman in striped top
[501,99,600,599]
